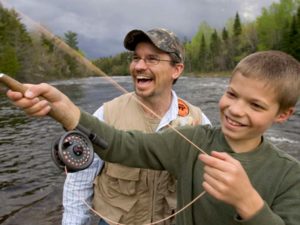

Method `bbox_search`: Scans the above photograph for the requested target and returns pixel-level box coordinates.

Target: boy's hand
[6,83,80,130]
[199,151,264,220]
[7,83,51,116]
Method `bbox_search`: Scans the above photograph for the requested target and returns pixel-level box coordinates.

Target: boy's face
[218,72,291,152]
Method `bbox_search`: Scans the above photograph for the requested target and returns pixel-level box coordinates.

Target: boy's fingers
[202,151,238,164]
[6,90,23,100]
[24,83,49,99]
[199,153,226,166]
[199,152,238,173]
[210,151,238,163]
[24,99,50,115]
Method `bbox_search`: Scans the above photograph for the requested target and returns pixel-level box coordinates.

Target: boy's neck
[226,136,263,153]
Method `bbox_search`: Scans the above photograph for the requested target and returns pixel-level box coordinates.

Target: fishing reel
[51,125,108,172]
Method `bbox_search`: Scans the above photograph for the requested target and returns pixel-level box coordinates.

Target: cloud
[2,0,277,58]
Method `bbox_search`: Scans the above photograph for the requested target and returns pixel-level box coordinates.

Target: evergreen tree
[256,0,296,50]
[64,31,79,50]
[0,5,32,79]
[220,27,234,71]
[198,34,207,72]
[209,30,221,70]
[0,44,20,76]
[222,27,229,41]
[287,6,300,60]
[233,12,242,37]
[232,12,243,64]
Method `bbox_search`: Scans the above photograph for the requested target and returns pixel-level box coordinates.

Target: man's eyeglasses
[128,55,174,66]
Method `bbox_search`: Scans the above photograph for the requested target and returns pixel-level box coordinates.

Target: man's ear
[274,107,295,124]
[172,63,184,80]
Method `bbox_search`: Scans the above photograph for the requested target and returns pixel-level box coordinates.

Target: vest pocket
[105,163,140,196]
[163,178,177,224]
[93,163,141,217]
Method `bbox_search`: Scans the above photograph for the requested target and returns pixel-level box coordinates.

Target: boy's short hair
[232,51,300,111]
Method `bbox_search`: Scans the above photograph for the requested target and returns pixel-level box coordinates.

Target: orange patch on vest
[178,99,189,117]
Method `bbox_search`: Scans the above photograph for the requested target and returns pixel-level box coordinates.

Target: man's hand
[6,83,80,130]
[199,151,264,220]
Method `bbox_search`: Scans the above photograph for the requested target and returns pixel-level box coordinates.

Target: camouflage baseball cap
[124,28,184,63]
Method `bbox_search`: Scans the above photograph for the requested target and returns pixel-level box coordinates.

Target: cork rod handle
[0,73,58,120]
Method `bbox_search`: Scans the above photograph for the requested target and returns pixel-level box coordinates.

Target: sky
[1,0,278,59]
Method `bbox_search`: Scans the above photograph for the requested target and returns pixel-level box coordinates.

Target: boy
[6,50,300,224]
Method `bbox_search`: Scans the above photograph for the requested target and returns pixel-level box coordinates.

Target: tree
[209,30,222,70]
[256,0,296,50]
[233,12,242,37]
[64,31,79,50]
[222,27,229,41]
[285,6,300,59]
[185,22,214,72]
[198,34,207,72]
[232,12,243,64]
[0,44,20,76]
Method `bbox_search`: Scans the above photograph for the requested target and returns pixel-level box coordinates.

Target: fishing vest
[93,92,202,224]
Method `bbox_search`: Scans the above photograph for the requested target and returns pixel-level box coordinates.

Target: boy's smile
[219,72,285,152]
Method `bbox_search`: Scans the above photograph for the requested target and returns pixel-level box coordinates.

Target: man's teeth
[137,75,151,79]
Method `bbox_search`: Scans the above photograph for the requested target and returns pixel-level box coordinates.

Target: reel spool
[51,130,94,172]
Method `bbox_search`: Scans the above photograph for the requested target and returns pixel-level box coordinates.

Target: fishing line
[0,1,208,224]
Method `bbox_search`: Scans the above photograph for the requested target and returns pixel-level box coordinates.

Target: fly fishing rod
[0,73,108,172]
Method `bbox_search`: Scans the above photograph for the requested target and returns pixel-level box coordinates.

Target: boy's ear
[274,107,295,123]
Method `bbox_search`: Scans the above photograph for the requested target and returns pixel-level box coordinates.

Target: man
[9,28,211,225]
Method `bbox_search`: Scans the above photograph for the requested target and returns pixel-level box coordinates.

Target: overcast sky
[2,0,278,59]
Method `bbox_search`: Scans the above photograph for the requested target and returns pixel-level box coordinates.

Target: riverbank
[184,71,231,78]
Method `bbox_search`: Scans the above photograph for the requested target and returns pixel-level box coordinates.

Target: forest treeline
[96,0,300,76]
[0,3,93,82]
[1,0,300,82]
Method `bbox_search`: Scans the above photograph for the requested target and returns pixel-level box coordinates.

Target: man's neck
[137,93,173,119]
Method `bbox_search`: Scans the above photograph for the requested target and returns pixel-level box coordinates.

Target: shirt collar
[156,90,178,131]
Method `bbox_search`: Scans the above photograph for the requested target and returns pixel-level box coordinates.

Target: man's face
[218,72,285,152]
[129,42,182,100]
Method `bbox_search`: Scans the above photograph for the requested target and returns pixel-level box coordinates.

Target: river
[0,76,299,225]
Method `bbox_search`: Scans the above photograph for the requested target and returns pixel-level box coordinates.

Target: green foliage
[0,44,20,76]
[185,22,214,72]
[64,31,79,50]
[181,0,300,75]
[0,4,94,81]
[222,28,229,41]
[284,6,300,60]
[1,0,299,79]
[256,0,296,50]
[233,12,242,37]
[93,52,130,76]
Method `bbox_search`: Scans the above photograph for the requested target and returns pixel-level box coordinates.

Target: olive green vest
[93,92,201,224]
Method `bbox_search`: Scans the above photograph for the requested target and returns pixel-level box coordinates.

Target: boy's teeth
[227,117,241,126]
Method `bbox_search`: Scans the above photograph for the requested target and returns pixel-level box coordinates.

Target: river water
[0,76,299,225]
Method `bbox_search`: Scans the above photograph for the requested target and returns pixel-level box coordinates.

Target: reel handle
[0,73,67,123]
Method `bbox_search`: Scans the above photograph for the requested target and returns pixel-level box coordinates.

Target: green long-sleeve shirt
[79,110,300,225]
